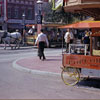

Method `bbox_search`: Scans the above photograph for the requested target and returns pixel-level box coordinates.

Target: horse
[0,30,22,50]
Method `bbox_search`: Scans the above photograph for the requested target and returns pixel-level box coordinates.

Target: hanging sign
[36,14,42,24]
[52,0,63,10]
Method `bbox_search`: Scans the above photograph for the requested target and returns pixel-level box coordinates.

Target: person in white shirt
[35,29,49,60]
[64,29,71,52]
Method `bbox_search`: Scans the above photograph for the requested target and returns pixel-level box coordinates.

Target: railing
[81,0,100,3]
[64,0,100,6]
[64,0,81,6]
[69,44,89,55]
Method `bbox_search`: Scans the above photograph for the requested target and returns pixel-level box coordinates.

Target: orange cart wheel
[61,67,80,86]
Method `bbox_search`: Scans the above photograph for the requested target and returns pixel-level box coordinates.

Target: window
[11,0,15,3]
[21,0,24,4]
[14,7,19,18]
[8,7,12,18]
[25,1,28,4]
[16,0,19,3]
[27,9,33,19]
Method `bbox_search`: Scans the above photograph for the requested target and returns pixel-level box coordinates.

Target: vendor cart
[60,23,100,85]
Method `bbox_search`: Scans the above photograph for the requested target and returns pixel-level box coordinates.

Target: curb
[12,57,61,76]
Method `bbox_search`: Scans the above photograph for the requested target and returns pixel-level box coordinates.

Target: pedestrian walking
[35,29,49,61]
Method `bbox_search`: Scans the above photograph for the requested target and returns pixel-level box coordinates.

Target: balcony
[64,0,100,20]
[64,0,100,5]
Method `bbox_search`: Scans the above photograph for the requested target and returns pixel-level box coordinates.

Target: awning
[26,24,63,28]
[42,24,64,28]
[58,21,100,29]
[58,23,76,29]
[26,24,36,27]
[8,23,23,29]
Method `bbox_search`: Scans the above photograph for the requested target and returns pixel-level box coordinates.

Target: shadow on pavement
[46,59,61,61]
[77,77,100,89]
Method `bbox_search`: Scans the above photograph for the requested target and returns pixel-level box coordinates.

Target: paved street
[0,45,100,99]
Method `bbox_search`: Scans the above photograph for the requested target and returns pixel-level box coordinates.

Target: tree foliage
[42,3,82,24]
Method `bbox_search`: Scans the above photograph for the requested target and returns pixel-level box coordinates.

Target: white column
[4,0,7,21]
[3,0,7,31]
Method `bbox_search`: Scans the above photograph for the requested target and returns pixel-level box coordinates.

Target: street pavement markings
[12,57,100,93]
[12,57,60,76]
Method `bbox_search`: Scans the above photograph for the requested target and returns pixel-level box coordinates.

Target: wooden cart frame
[61,31,100,86]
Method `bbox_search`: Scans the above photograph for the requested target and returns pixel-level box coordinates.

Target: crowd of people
[34,28,92,60]
[23,26,92,60]
[64,28,91,53]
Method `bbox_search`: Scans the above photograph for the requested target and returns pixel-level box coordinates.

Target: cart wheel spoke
[61,67,80,86]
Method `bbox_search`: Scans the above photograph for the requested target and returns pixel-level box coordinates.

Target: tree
[42,3,82,24]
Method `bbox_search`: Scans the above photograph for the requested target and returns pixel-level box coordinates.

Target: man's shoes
[39,56,41,60]
[42,58,46,61]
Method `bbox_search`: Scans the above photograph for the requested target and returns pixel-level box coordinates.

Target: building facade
[63,0,100,20]
[0,0,37,32]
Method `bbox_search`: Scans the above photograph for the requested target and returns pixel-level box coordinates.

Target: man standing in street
[35,29,49,61]
[64,29,71,52]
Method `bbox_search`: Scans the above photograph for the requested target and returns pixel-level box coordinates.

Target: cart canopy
[58,21,100,29]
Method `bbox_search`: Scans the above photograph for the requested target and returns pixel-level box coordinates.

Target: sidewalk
[0,43,34,47]
[0,43,36,50]
[13,55,62,75]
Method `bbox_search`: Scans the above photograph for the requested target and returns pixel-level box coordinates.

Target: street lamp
[22,13,26,45]
[36,0,43,34]
[37,0,43,15]
[22,13,25,25]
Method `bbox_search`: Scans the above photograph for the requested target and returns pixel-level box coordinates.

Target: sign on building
[36,14,42,24]
[52,0,63,10]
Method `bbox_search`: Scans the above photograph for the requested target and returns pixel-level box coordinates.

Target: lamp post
[22,13,26,45]
[37,0,43,34]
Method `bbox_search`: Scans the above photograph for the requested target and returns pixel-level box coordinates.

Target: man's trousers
[38,41,46,59]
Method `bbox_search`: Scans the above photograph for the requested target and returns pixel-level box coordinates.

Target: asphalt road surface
[0,46,100,99]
